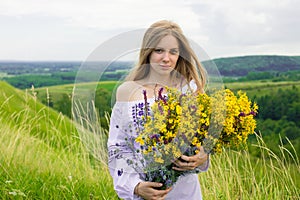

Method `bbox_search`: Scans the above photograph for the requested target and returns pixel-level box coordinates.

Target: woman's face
[149,34,180,77]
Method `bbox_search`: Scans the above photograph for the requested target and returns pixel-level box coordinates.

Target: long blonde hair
[126,20,207,92]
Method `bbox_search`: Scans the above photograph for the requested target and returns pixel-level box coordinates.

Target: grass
[200,133,300,199]
[1,80,299,199]
[225,80,300,98]
[35,81,118,103]
[0,81,117,199]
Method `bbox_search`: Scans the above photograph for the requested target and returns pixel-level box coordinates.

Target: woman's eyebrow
[155,47,179,50]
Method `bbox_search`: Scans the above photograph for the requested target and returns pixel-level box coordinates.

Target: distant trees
[4,71,128,89]
[256,86,300,124]
[253,86,300,156]
[214,55,300,77]
[4,73,76,89]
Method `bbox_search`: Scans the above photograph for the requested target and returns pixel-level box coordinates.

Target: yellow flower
[176,105,182,115]
[192,137,199,146]
[135,136,144,146]
[154,156,164,164]
[136,87,257,159]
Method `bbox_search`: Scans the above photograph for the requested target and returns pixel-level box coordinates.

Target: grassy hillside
[0,81,117,199]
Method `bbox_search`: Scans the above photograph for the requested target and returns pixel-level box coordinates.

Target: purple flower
[138,103,144,109]
[249,110,257,116]
[138,110,144,116]
[238,112,246,117]
[158,87,167,104]
[150,134,160,142]
[143,90,148,118]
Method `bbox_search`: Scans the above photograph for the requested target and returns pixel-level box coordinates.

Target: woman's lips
[160,64,171,69]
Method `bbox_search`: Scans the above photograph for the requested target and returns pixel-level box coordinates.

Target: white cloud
[0,0,299,60]
[0,0,200,30]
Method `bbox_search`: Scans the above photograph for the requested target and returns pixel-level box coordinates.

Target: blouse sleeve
[107,103,143,200]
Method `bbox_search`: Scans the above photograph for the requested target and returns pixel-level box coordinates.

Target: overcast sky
[0,0,299,61]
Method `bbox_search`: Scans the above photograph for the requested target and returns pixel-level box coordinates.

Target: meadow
[0,80,299,199]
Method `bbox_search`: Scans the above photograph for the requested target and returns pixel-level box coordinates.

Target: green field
[1,80,299,199]
[35,81,118,102]
[226,80,300,97]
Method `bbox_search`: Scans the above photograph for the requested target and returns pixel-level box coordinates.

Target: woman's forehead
[156,35,179,49]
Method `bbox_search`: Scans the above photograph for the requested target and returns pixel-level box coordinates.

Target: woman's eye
[154,49,164,54]
[170,49,179,55]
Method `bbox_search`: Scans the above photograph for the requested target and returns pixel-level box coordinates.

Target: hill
[0,81,77,149]
[213,55,300,76]
[0,81,117,199]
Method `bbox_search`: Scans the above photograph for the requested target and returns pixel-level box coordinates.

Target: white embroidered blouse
[108,81,209,200]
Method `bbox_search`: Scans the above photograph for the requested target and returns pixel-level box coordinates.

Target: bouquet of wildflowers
[127,87,258,189]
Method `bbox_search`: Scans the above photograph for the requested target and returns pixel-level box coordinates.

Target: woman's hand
[172,146,208,171]
[134,182,172,200]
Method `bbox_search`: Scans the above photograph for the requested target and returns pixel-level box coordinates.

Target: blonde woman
[108,20,209,200]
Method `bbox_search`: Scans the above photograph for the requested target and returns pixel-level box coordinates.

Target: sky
[0,0,299,61]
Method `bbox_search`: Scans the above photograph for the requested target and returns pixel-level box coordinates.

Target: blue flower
[138,103,144,109]
[165,179,173,187]
[138,110,144,116]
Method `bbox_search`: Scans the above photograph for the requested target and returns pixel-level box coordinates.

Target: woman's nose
[162,52,170,62]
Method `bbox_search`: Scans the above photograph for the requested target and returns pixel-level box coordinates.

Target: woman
[108,20,209,200]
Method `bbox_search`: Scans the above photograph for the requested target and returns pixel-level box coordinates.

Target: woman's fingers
[172,147,209,171]
[172,159,197,171]
[161,188,172,199]
[144,182,163,188]
[138,182,172,200]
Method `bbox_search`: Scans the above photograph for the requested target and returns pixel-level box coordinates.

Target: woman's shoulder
[116,81,143,101]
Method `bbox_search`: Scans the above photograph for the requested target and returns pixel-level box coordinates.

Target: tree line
[251,86,300,157]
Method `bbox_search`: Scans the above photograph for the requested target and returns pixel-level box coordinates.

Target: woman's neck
[142,71,172,87]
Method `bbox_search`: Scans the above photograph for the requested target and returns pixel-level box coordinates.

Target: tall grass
[199,132,300,200]
[0,82,117,199]
[72,99,109,166]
